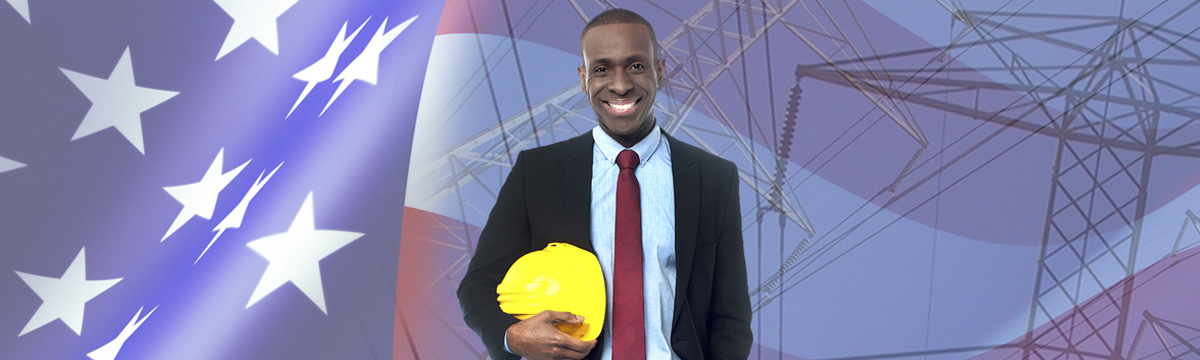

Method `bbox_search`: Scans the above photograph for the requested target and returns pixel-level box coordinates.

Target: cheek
[587,79,604,96]
[641,87,656,104]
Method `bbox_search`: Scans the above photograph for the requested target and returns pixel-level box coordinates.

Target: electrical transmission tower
[404,1,823,357]
[792,4,1200,359]
[401,1,1200,359]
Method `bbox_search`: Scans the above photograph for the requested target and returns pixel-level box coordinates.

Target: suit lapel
[563,133,595,254]
[560,132,603,359]
[667,133,699,328]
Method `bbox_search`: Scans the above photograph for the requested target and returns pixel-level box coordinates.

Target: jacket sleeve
[457,151,531,360]
[708,162,753,359]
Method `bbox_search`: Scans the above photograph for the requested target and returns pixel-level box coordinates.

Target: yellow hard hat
[497,242,606,341]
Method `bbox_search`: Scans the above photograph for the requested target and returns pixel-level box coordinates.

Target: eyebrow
[590,54,649,66]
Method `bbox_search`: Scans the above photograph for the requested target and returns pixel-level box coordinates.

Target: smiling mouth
[604,99,639,115]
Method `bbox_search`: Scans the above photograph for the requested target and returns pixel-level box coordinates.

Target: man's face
[578,23,664,143]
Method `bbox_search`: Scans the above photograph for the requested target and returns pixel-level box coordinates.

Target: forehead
[580,23,654,62]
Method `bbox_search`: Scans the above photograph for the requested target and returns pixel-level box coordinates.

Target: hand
[506,310,598,360]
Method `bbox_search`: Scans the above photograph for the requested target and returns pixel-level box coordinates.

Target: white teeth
[609,102,633,111]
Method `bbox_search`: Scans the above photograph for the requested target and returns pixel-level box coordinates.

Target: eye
[631,63,645,70]
[593,66,608,74]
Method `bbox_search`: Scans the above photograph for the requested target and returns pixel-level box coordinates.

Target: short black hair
[581,8,659,59]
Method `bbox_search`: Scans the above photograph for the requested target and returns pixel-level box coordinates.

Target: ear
[578,65,587,95]
[655,58,665,89]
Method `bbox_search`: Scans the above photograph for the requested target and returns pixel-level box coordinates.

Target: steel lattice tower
[791,4,1200,359]
[400,1,1200,359]
[406,1,831,357]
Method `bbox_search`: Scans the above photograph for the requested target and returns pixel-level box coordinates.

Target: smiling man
[457,8,753,360]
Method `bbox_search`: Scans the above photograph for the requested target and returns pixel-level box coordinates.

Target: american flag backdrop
[0,0,443,359]
[7,0,1200,359]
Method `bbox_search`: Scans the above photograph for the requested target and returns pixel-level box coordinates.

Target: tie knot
[616,149,639,170]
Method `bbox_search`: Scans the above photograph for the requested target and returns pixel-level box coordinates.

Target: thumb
[544,310,584,324]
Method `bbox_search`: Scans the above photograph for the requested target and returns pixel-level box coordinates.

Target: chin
[599,118,642,134]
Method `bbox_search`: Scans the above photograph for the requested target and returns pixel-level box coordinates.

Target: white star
[321,16,417,116]
[245,192,363,314]
[0,155,26,174]
[212,0,300,60]
[162,148,249,242]
[196,162,282,263]
[87,306,157,360]
[286,20,368,118]
[60,47,179,154]
[6,0,29,23]
[14,247,122,336]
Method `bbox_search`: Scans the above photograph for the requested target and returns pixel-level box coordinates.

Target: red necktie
[613,149,645,360]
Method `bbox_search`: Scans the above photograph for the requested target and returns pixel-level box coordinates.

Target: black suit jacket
[456,130,752,359]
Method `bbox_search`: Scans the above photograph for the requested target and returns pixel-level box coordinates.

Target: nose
[609,69,632,96]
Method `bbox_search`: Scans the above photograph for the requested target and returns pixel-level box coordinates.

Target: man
[457,8,752,360]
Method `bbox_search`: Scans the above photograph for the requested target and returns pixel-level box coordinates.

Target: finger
[557,334,594,354]
[545,310,583,324]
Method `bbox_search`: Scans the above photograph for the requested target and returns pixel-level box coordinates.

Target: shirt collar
[592,125,663,168]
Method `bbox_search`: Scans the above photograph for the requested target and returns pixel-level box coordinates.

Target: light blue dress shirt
[590,126,678,360]
[506,126,678,359]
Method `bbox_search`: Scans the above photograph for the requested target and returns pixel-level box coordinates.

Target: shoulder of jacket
[667,134,738,175]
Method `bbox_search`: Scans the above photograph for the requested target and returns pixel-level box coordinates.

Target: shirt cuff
[504,327,513,354]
